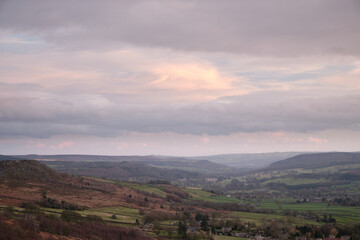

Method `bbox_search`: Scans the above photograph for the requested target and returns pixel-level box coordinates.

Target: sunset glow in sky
[1,0,360,155]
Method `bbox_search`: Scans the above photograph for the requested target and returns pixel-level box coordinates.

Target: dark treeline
[38,197,86,210]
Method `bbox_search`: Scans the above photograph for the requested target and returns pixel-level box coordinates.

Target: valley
[0,152,359,239]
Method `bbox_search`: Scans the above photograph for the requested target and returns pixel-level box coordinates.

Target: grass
[83,176,117,184]
[184,188,241,203]
[312,164,360,173]
[257,200,360,225]
[118,182,167,197]
[231,211,319,226]
[261,177,327,186]
[76,206,142,224]
[0,204,142,225]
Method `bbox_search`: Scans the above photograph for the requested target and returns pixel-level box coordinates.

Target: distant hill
[41,160,202,182]
[191,152,305,169]
[138,157,236,174]
[0,154,25,161]
[267,152,360,170]
[16,154,237,174]
[15,154,155,162]
[0,159,65,183]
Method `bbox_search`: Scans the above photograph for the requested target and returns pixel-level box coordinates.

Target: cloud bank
[1,0,360,56]
[0,0,360,155]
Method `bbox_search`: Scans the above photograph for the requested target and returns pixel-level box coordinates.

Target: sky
[0,0,360,156]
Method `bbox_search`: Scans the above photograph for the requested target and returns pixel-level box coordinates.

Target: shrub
[4,205,15,218]
[85,215,104,223]
[60,210,83,223]
[21,202,43,215]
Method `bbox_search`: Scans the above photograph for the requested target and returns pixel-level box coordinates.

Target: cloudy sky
[0,0,360,156]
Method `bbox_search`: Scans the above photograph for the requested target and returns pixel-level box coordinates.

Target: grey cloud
[1,0,359,56]
[0,84,359,138]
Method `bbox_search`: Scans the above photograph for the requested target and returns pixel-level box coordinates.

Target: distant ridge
[136,158,236,173]
[15,154,155,162]
[267,152,360,170]
[15,154,237,174]
[40,160,202,182]
[0,154,25,161]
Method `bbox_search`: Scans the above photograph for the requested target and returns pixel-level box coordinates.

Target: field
[231,210,319,226]
[261,177,327,186]
[77,206,142,224]
[118,182,167,197]
[255,199,360,225]
[1,203,143,225]
[184,188,241,203]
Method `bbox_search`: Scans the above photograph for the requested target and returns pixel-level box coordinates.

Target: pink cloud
[269,132,286,137]
[201,136,210,144]
[32,140,74,149]
[308,136,328,144]
[58,141,75,149]
[117,142,129,150]
[36,143,46,148]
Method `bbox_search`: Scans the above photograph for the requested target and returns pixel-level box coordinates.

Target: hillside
[42,160,202,182]
[267,152,360,170]
[0,159,173,239]
[191,152,305,169]
[138,157,236,174]
[0,159,66,183]
[0,159,174,210]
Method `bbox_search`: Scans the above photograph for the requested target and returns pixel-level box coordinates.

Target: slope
[267,152,360,170]
[191,152,305,169]
[0,159,66,183]
[138,157,236,173]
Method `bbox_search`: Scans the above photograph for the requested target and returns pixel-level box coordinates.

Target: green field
[118,182,167,197]
[261,177,327,186]
[184,188,241,203]
[1,203,142,225]
[77,206,142,224]
[258,200,360,225]
[231,211,319,226]
[84,176,117,184]
[313,164,360,173]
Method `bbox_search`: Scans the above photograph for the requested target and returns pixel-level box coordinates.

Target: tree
[22,202,43,215]
[201,215,209,232]
[4,206,15,218]
[178,221,187,239]
[85,214,104,223]
[60,210,82,223]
